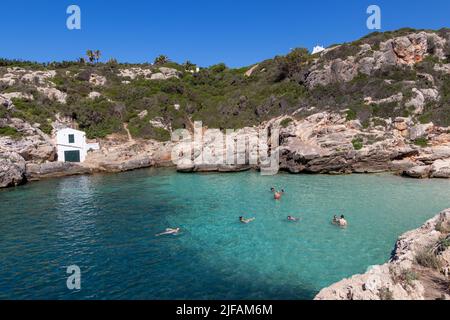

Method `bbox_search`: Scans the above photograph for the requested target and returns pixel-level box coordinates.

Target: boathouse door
[64,150,81,162]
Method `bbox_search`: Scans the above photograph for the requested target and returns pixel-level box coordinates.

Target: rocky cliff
[315,209,450,300]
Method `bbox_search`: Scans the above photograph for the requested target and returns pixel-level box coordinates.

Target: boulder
[89,73,107,86]
[36,87,67,104]
[409,123,433,140]
[88,91,102,99]
[405,88,425,115]
[0,152,26,187]
[403,165,431,178]
[430,159,450,178]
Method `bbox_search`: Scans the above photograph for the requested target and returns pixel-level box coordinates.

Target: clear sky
[2,0,449,67]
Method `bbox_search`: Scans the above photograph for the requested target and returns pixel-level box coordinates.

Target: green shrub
[280,118,293,128]
[438,238,450,250]
[418,113,432,124]
[352,137,364,150]
[346,109,357,121]
[413,137,429,147]
[401,269,419,287]
[0,126,22,139]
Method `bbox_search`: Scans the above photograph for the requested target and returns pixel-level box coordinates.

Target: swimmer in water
[287,216,298,222]
[239,216,255,224]
[155,228,180,236]
[339,215,348,227]
[274,189,285,200]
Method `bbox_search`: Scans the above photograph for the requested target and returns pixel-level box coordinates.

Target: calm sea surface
[1,169,449,299]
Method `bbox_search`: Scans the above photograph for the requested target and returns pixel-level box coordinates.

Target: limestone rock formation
[0,151,26,187]
[315,209,450,300]
[305,31,446,88]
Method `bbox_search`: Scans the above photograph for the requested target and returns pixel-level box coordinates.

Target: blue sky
[2,0,449,67]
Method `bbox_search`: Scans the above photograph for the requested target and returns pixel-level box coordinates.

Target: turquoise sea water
[1,169,450,300]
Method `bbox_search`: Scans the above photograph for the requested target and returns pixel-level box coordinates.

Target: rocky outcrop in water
[0,151,26,187]
[173,111,450,178]
[315,209,450,300]
[25,162,93,181]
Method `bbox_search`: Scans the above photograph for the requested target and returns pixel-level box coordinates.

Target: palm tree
[86,50,95,63]
[183,60,196,71]
[94,50,101,63]
[154,55,169,65]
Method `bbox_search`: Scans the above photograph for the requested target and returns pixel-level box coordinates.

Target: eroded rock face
[0,151,26,187]
[315,209,450,300]
[82,136,168,172]
[404,165,431,178]
[36,87,67,104]
[170,111,450,177]
[0,118,55,163]
[0,68,56,86]
[150,67,180,80]
[430,159,450,178]
[306,32,446,88]
[118,67,153,80]
[25,162,92,181]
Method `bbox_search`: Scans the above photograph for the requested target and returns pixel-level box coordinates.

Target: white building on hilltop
[312,45,325,55]
[56,128,99,163]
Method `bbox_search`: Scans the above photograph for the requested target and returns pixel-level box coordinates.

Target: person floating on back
[239,216,255,224]
[156,228,180,236]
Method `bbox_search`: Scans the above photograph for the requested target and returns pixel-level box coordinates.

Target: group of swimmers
[239,187,290,224]
[156,187,348,236]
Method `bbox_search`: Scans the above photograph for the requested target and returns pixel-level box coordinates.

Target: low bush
[413,138,429,147]
[352,137,364,150]
[280,118,293,128]
[415,248,442,270]
[0,126,22,138]
[378,287,393,300]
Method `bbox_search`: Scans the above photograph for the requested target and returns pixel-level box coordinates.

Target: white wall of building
[56,128,99,162]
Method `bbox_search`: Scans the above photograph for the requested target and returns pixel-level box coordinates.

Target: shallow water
[1,169,450,299]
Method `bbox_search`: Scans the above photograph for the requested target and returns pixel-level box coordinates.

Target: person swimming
[287,216,298,222]
[155,228,180,236]
[274,189,285,200]
[332,215,347,227]
[339,215,348,226]
[270,187,275,192]
[239,216,255,224]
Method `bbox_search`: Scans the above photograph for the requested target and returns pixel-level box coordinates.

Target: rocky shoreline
[1,109,450,188]
[315,209,450,300]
